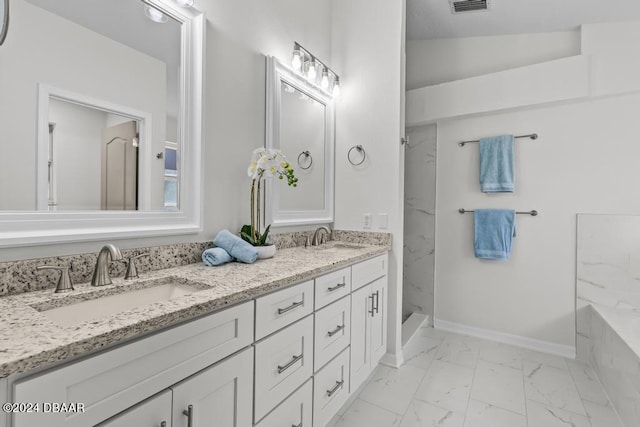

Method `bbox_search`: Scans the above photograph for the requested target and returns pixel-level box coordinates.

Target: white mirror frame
[265,56,335,227]
[0,0,8,46]
[0,0,204,247]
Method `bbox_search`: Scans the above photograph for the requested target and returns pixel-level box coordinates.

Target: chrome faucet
[311,226,332,246]
[91,244,123,286]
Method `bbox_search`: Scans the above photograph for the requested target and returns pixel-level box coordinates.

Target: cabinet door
[254,316,314,422]
[349,283,372,393]
[97,390,171,427]
[171,348,253,427]
[370,277,387,365]
[255,380,312,427]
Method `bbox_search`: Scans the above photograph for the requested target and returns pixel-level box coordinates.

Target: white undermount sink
[310,242,366,251]
[40,282,199,327]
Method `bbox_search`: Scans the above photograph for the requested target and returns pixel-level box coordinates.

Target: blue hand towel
[202,247,234,266]
[213,229,258,264]
[474,209,516,260]
[479,135,514,193]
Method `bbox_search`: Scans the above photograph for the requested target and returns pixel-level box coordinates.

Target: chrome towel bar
[458,208,538,216]
[459,133,538,147]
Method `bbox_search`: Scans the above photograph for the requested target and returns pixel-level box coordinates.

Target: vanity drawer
[12,301,254,427]
[313,347,350,427]
[352,254,388,291]
[255,379,312,427]
[315,266,351,310]
[255,280,314,340]
[254,315,313,423]
[314,295,351,372]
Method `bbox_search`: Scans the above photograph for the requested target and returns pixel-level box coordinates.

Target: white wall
[0,0,166,211]
[435,94,640,351]
[49,100,104,210]
[332,0,405,364]
[406,31,581,90]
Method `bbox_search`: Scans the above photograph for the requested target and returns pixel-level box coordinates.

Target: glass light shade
[332,78,341,97]
[174,0,194,6]
[291,50,302,70]
[144,5,168,23]
[307,61,317,81]
[320,69,329,89]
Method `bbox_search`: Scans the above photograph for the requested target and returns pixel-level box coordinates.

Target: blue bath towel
[479,135,514,193]
[474,209,516,260]
[213,229,258,264]
[202,247,234,266]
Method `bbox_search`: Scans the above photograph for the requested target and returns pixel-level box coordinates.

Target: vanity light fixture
[291,45,302,71]
[174,0,195,7]
[320,68,329,89]
[290,42,341,97]
[332,77,341,97]
[144,5,168,23]
[307,59,317,81]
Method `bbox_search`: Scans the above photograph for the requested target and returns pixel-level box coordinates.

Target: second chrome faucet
[91,244,123,286]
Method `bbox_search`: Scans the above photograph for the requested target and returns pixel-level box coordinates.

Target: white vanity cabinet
[171,348,254,427]
[6,251,389,427]
[350,255,388,393]
[97,390,172,427]
[11,301,254,427]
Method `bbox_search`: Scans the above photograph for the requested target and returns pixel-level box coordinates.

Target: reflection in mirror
[1,0,181,212]
[266,57,335,227]
[0,0,205,246]
[0,0,7,45]
[279,82,325,211]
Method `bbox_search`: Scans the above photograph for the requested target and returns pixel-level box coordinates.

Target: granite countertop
[0,241,390,379]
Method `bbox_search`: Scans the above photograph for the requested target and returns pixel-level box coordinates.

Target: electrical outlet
[363,213,372,229]
[377,213,388,229]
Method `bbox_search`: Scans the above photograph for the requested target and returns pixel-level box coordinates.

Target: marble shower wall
[403,124,437,322]
[576,214,640,358]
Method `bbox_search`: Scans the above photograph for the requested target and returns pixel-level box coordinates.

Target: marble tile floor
[329,327,624,427]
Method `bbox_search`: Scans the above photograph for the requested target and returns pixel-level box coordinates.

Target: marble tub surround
[0,240,389,379]
[576,214,640,426]
[576,214,640,359]
[588,306,640,427]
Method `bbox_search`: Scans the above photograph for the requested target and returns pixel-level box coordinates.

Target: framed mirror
[0,0,7,46]
[265,56,335,227]
[0,0,204,246]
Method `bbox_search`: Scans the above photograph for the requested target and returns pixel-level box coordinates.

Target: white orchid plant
[241,148,298,246]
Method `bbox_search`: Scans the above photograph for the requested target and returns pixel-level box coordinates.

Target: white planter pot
[255,244,277,259]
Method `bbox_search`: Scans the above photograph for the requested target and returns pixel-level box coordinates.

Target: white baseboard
[379,352,404,369]
[434,318,576,359]
[402,313,429,347]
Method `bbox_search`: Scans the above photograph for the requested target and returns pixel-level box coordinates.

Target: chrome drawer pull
[327,324,345,337]
[278,300,304,315]
[327,282,346,292]
[374,290,380,314]
[182,404,193,427]
[369,294,375,317]
[277,353,303,373]
[160,422,167,427]
[326,380,344,397]
[292,423,303,427]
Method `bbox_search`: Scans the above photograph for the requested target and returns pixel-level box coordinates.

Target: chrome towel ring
[297,151,313,170]
[347,145,366,166]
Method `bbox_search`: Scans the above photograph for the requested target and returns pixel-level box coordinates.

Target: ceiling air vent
[449,0,491,14]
